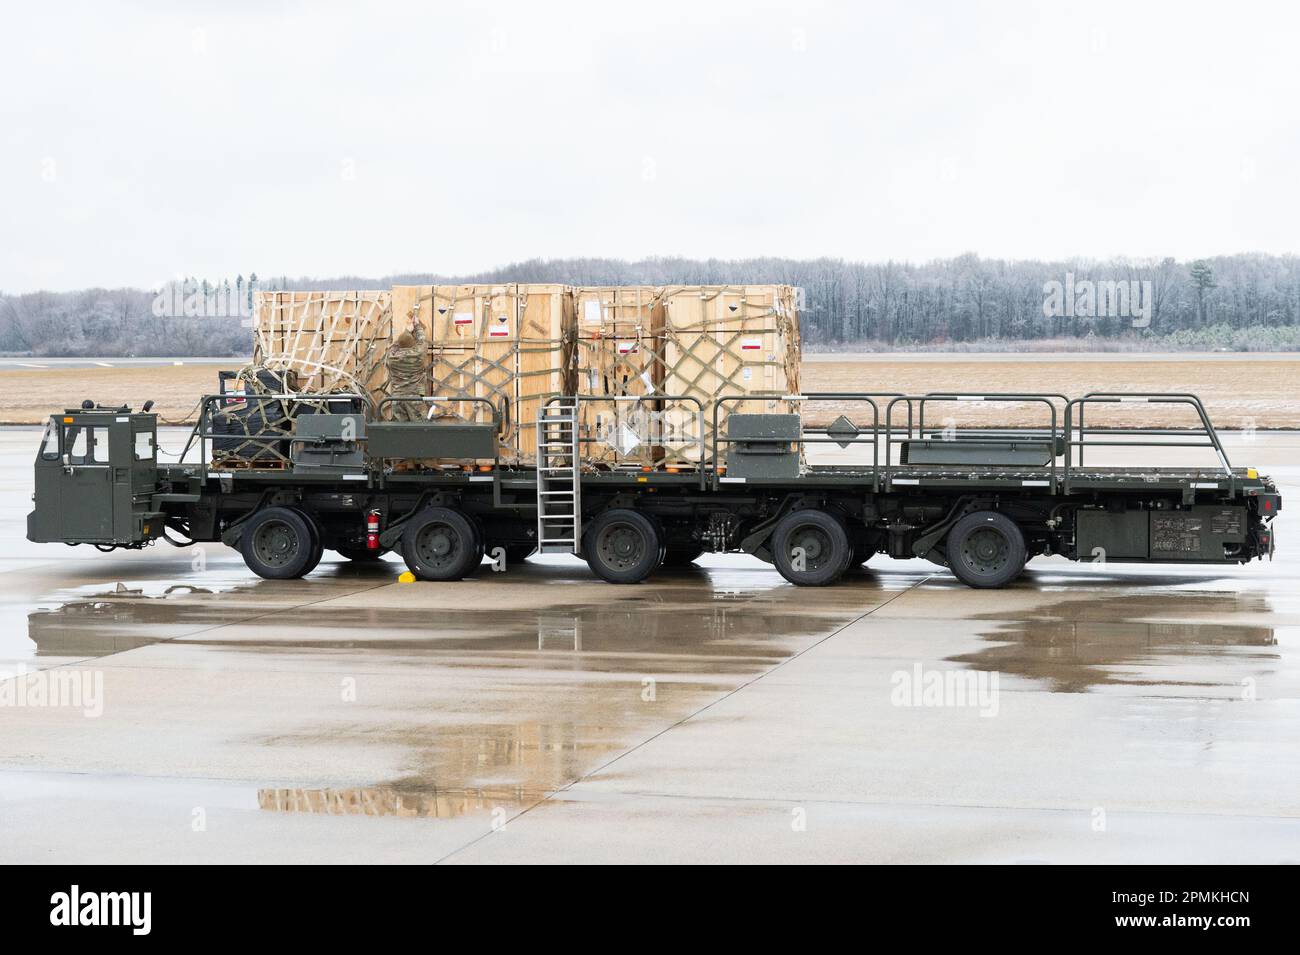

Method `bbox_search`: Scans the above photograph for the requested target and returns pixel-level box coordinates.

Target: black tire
[771,510,853,586]
[945,511,1026,589]
[849,526,874,567]
[661,544,706,567]
[240,507,317,580]
[584,509,661,584]
[335,546,388,562]
[400,507,484,581]
[294,509,324,576]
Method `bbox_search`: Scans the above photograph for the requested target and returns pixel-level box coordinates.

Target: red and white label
[616,341,639,354]
[740,337,763,350]
[489,326,510,337]
[453,312,473,326]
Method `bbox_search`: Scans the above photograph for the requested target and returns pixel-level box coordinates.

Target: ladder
[536,398,581,554]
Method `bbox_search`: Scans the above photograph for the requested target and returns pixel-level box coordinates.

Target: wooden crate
[659,285,801,463]
[253,284,800,468]
[390,283,571,463]
[573,286,665,466]
[515,284,573,460]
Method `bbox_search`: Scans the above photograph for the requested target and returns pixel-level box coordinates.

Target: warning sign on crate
[612,424,643,456]
[593,407,662,457]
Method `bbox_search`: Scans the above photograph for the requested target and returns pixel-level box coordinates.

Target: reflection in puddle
[537,613,581,651]
[28,601,178,657]
[20,569,876,805]
[258,785,534,819]
[23,582,229,658]
[29,586,848,668]
[951,592,1277,692]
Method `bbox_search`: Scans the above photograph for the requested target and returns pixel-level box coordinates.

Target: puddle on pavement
[950,591,1278,692]
[6,562,898,818]
[0,767,529,825]
[23,578,870,671]
[25,588,237,658]
[257,785,537,819]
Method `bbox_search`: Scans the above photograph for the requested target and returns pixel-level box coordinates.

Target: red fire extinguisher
[365,509,381,551]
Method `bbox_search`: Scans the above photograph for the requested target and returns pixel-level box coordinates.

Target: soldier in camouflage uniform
[385,310,430,421]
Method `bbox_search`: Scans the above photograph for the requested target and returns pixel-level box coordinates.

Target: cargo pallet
[26,390,1280,588]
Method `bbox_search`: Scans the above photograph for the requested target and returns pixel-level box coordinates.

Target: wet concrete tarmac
[0,429,1297,863]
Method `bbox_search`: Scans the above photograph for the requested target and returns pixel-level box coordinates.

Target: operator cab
[27,403,165,548]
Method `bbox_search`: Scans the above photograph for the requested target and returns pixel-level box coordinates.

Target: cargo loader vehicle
[26,389,1280,589]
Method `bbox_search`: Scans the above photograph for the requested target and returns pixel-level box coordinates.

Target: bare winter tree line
[4,253,1300,356]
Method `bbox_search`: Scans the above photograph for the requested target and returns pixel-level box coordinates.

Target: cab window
[67,426,88,462]
[64,426,105,464]
[40,421,59,460]
[134,430,155,461]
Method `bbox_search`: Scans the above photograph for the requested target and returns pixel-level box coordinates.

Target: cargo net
[208,370,365,469]
[213,290,390,468]
[427,344,565,459]
[576,287,801,470]
[251,290,392,407]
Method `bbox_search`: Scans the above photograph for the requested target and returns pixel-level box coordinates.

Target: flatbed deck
[27,389,1281,588]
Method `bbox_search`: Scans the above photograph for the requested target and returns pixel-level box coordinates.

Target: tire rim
[253,520,299,568]
[415,522,464,571]
[596,523,645,571]
[789,525,832,572]
[962,526,1010,575]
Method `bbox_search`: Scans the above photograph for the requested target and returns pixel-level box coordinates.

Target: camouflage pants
[388,395,427,422]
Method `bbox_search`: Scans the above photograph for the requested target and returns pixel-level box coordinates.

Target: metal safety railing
[544,394,709,488]
[711,393,912,490]
[914,392,1070,444]
[884,393,1062,490]
[1064,393,1234,493]
[376,395,508,434]
[371,396,507,474]
[703,388,1234,493]
[183,392,371,481]
[178,387,1239,494]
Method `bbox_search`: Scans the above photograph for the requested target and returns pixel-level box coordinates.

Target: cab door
[58,423,114,541]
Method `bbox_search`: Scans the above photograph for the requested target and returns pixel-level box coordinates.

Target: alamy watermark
[890,663,1000,717]
[49,886,150,935]
[1042,272,1152,328]
[151,276,260,323]
[0,664,103,717]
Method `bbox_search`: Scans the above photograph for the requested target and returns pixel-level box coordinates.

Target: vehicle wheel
[771,510,853,586]
[945,511,1026,589]
[661,544,705,567]
[335,546,388,562]
[850,527,874,567]
[240,507,317,580]
[584,509,661,584]
[400,507,484,581]
[293,509,324,576]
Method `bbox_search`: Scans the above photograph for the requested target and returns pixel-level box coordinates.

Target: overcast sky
[3,0,1298,292]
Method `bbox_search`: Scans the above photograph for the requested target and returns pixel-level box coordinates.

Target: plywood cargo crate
[252,290,392,402]
[390,283,573,463]
[573,286,666,466]
[659,285,801,464]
